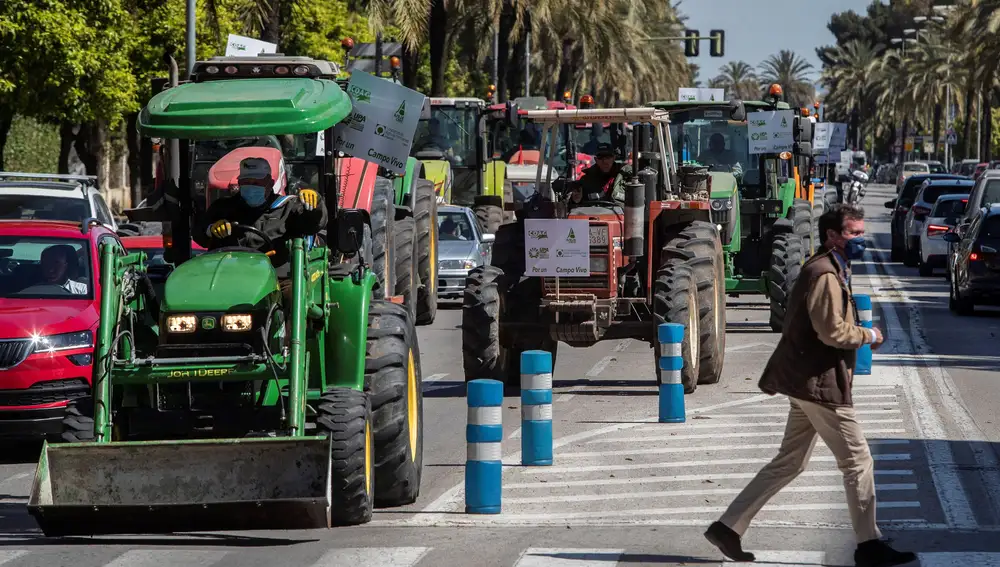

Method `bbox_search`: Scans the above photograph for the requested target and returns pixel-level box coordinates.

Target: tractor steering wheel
[230,223,276,254]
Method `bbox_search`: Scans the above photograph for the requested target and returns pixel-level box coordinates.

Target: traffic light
[709,30,725,57]
[684,30,700,57]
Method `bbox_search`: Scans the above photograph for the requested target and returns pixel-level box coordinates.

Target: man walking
[703,204,917,567]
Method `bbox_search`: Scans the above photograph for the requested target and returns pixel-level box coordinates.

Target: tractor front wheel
[473,195,504,235]
[317,386,374,526]
[365,301,424,507]
[462,265,516,385]
[768,233,805,332]
[792,199,813,257]
[393,216,418,324]
[61,397,95,443]
[413,179,438,326]
[653,261,701,394]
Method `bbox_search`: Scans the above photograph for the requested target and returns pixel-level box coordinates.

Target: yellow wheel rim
[407,349,418,459]
[365,420,372,496]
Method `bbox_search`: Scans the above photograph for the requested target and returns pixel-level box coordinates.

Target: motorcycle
[845,169,869,205]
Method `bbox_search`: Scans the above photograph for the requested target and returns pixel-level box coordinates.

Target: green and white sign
[332,71,426,174]
[524,219,591,277]
[678,88,726,102]
[747,110,795,154]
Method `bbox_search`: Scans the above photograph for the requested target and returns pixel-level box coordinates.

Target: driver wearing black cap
[194,156,327,275]
[572,142,632,204]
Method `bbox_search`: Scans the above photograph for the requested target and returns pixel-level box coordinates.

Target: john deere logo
[566,228,577,243]
[394,101,406,123]
[201,316,216,330]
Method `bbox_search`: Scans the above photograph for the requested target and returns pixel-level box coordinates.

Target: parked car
[436,205,494,300]
[921,160,947,174]
[902,178,974,267]
[0,172,118,232]
[974,163,990,180]
[919,193,967,277]
[946,204,1000,315]
[956,169,1000,239]
[886,173,967,262]
[0,219,120,443]
[897,161,931,189]
[953,159,979,176]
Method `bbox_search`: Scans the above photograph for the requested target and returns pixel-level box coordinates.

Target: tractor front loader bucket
[27,436,333,536]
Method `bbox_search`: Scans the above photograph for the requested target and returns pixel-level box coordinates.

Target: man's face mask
[240,184,268,207]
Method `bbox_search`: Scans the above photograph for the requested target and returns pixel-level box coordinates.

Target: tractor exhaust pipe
[624,179,645,257]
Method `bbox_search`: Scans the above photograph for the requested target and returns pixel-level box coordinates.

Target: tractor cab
[28,60,426,537]
[412,97,484,204]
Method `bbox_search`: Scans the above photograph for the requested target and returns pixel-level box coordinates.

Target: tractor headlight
[711,198,733,211]
[222,314,253,332]
[30,330,93,353]
[590,256,609,273]
[166,315,198,333]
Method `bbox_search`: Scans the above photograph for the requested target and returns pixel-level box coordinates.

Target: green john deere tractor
[179,54,438,326]
[653,92,816,332]
[26,72,424,536]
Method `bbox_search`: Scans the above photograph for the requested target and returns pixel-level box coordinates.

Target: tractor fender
[771,217,795,235]
[324,268,379,391]
[337,157,380,212]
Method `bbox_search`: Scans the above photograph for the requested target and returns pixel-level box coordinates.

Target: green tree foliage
[4,117,59,172]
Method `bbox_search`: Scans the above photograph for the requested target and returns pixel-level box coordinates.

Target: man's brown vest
[758,247,860,408]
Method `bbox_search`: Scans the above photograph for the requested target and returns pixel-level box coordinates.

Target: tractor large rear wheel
[792,199,813,257]
[768,233,805,332]
[462,265,517,385]
[661,221,726,386]
[413,179,438,326]
[393,216,418,324]
[473,195,504,235]
[316,387,374,526]
[370,178,396,300]
[365,301,424,507]
[653,261,701,394]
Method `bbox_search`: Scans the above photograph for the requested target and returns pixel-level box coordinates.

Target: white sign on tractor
[747,110,795,154]
[224,34,278,57]
[524,219,591,277]
[331,71,427,174]
[678,88,726,102]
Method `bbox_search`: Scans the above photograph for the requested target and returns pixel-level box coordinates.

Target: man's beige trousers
[719,397,882,543]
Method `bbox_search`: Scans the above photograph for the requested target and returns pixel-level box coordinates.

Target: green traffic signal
[685,29,700,57]
[710,29,725,57]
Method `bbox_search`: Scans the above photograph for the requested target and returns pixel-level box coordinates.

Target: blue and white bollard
[855,294,873,375]
[658,323,686,423]
[521,350,553,466]
[465,378,503,514]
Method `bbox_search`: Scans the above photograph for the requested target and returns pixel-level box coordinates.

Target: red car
[0,219,117,442]
[119,235,207,269]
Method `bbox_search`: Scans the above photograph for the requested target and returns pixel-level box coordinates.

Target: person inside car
[193,155,327,302]
[440,217,467,241]
[38,244,87,295]
[573,143,632,204]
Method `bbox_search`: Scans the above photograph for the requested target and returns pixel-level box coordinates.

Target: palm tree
[758,50,815,107]
[821,40,878,151]
[712,61,759,100]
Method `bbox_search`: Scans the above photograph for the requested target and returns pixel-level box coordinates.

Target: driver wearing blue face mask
[194,156,327,279]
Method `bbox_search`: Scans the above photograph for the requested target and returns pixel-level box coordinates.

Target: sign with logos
[747,110,795,154]
[814,122,848,151]
[224,34,278,57]
[814,150,842,164]
[524,219,591,277]
[678,88,726,102]
[331,71,426,174]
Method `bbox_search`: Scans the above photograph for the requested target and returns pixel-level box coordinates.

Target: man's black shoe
[704,521,755,562]
[854,539,918,567]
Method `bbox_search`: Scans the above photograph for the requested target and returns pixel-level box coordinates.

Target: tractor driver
[571,142,632,204]
[696,133,740,169]
[194,156,327,303]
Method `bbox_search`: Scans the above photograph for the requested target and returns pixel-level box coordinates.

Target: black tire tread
[653,261,701,394]
[370,178,396,299]
[768,233,804,332]
[393,216,418,323]
[316,387,374,526]
[461,265,514,383]
[413,179,438,325]
[365,300,423,507]
[473,204,503,235]
[61,397,95,443]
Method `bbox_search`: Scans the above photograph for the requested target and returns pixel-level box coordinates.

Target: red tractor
[462,105,740,393]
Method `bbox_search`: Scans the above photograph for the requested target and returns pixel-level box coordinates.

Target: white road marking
[313,547,432,567]
[424,373,449,382]
[585,428,907,444]
[919,553,1000,567]
[631,418,904,431]
[0,551,27,565]
[727,550,827,567]
[555,439,911,459]
[504,483,917,505]
[103,550,228,567]
[867,246,978,530]
[702,409,901,418]
[0,472,30,489]
[514,548,624,567]
[583,339,631,378]
[504,469,914,490]
[724,342,773,352]
[522,453,911,475]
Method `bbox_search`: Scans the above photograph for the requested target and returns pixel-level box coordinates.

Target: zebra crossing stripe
[0,550,27,566]
[103,550,228,567]
[513,548,625,567]
[313,547,432,566]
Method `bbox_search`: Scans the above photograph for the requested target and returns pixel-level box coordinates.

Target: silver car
[436,205,494,299]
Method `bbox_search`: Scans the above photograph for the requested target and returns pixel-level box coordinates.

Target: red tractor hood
[0,300,99,340]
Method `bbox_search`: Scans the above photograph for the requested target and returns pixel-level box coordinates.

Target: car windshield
[932,199,967,217]
[0,195,89,222]
[412,105,478,166]
[901,178,931,201]
[982,179,1000,206]
[959,163,978,175]
[926,163,946,174]
[669,118,750,176]
[904,163,928,172]
[0,236,92,299]
[921,186,970,204]
[438,211,475,242]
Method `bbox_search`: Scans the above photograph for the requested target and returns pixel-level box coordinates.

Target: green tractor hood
[709,171,739,200]
[162,251,279,312]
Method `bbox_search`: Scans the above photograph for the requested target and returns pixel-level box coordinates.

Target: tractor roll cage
[521,108,677,200]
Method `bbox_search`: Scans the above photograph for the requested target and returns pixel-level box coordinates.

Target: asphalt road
[3,184,1000,566]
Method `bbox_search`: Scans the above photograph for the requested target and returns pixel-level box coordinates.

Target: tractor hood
[708,171,739,199]
[421,160,452,200]
[161,251,279,312]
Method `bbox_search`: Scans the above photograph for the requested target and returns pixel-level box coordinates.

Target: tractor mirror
[336,209,367,255]
[506,101,519,127]
[729,99,746,122]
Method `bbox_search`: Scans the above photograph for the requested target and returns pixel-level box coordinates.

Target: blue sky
[676,0,876,88]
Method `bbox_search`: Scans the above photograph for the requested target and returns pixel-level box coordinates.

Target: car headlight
[31,330,93,353]
[166,314,197,333]
[439,259,477,270]
[590,256,609,273]
[223,314,253,332]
